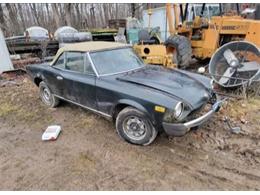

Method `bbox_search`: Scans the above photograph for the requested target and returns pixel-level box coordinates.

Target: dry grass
[0,102,19,117]
[222,97,260,124]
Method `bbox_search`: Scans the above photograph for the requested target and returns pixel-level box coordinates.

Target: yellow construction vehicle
[133,4,181,69]
[134,3,260,68]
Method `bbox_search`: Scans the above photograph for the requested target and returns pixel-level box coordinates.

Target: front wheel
[116,107,158,146]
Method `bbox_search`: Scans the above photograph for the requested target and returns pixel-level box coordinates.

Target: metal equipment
[175,3,260,62]
[224,116,241,134]
[209,41,260,88]
[135,3,260,68]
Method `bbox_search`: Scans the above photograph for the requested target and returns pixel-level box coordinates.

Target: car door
[44,52,66,97]
[61,52,97,110]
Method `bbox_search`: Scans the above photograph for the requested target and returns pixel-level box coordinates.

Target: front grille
[186,103,212,121]
[209,92,217,104]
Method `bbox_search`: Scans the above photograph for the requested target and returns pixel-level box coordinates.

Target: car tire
[39,81,60,108]
[164,35,192,68]
[116,107,158,146]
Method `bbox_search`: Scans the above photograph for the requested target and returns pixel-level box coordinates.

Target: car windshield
[90,47,145,75]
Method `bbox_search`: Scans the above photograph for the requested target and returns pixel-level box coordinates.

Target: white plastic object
[198,67,206,74]
[42,125,61,141]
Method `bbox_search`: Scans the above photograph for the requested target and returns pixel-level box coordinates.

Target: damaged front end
[162,93,223,137]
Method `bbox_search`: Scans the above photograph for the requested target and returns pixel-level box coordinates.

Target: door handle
[56,76,63,80]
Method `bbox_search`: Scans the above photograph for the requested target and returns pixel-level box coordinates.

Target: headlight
[174,102,183,119]
[163,102,184,123]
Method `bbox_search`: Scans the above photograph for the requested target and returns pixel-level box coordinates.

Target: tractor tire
[164,35,192,68]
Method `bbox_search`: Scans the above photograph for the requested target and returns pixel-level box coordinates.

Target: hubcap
[122,116,147,140]
[42,87,51,104]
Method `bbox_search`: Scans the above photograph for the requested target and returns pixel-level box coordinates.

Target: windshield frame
[89,46,145,77]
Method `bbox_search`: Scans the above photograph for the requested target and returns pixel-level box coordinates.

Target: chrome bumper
[162,100,224,136]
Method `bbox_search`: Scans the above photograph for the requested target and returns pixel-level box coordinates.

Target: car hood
[117,66,211,109]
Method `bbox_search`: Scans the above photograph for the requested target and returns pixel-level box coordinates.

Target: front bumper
[162,100,224,136]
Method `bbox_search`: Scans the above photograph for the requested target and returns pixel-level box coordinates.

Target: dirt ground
[0,75,260,190]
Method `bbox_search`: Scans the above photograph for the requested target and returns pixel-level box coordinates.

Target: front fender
[113,99,157,125]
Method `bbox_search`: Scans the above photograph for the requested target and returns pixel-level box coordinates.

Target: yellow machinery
[133,44,176,68]
[133,4,181,69]
[177,6,260,59]
[134,3,260,68]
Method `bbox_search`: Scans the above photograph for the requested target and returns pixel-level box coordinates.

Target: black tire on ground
[39,81,60,108]
[116,107,158,146]
[164,35,192,68]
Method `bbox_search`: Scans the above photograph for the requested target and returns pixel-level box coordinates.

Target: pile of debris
[0,69,26,88]
[5,26,93,59]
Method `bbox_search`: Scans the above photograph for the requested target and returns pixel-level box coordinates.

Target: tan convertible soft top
[51,41,129,65]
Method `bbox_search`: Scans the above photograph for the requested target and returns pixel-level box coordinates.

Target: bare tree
[51,4,61,28]
[6,3,21,35]
[1,3,145,35]
[90,4,95,28]
[17,4,26,31]
[115,4,119,20]
[108,4,114,19]
[64,3,71,26]
[45,3,50,19]
[0,4,7,33]
[103,4,109,26]
[29,3,41,25]
[74,4,81,28]
[58,4,65,25]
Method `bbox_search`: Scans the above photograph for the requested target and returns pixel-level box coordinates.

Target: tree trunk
[103,4,109,26]
[90,4,95,28]
[29,3,41,26]
[108,4,113,19]
[46,3,50,19]
[51,3,61,28]
[6,3,21,35]
[64,4,72,26]
[74,4,81,28]
[39,4,46,27]
[115,4,119,20]
[44,4,50,28]
[0,4,7,34]
[58,4,65,25]
[17,4,26,31]
[83,4,90,29]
